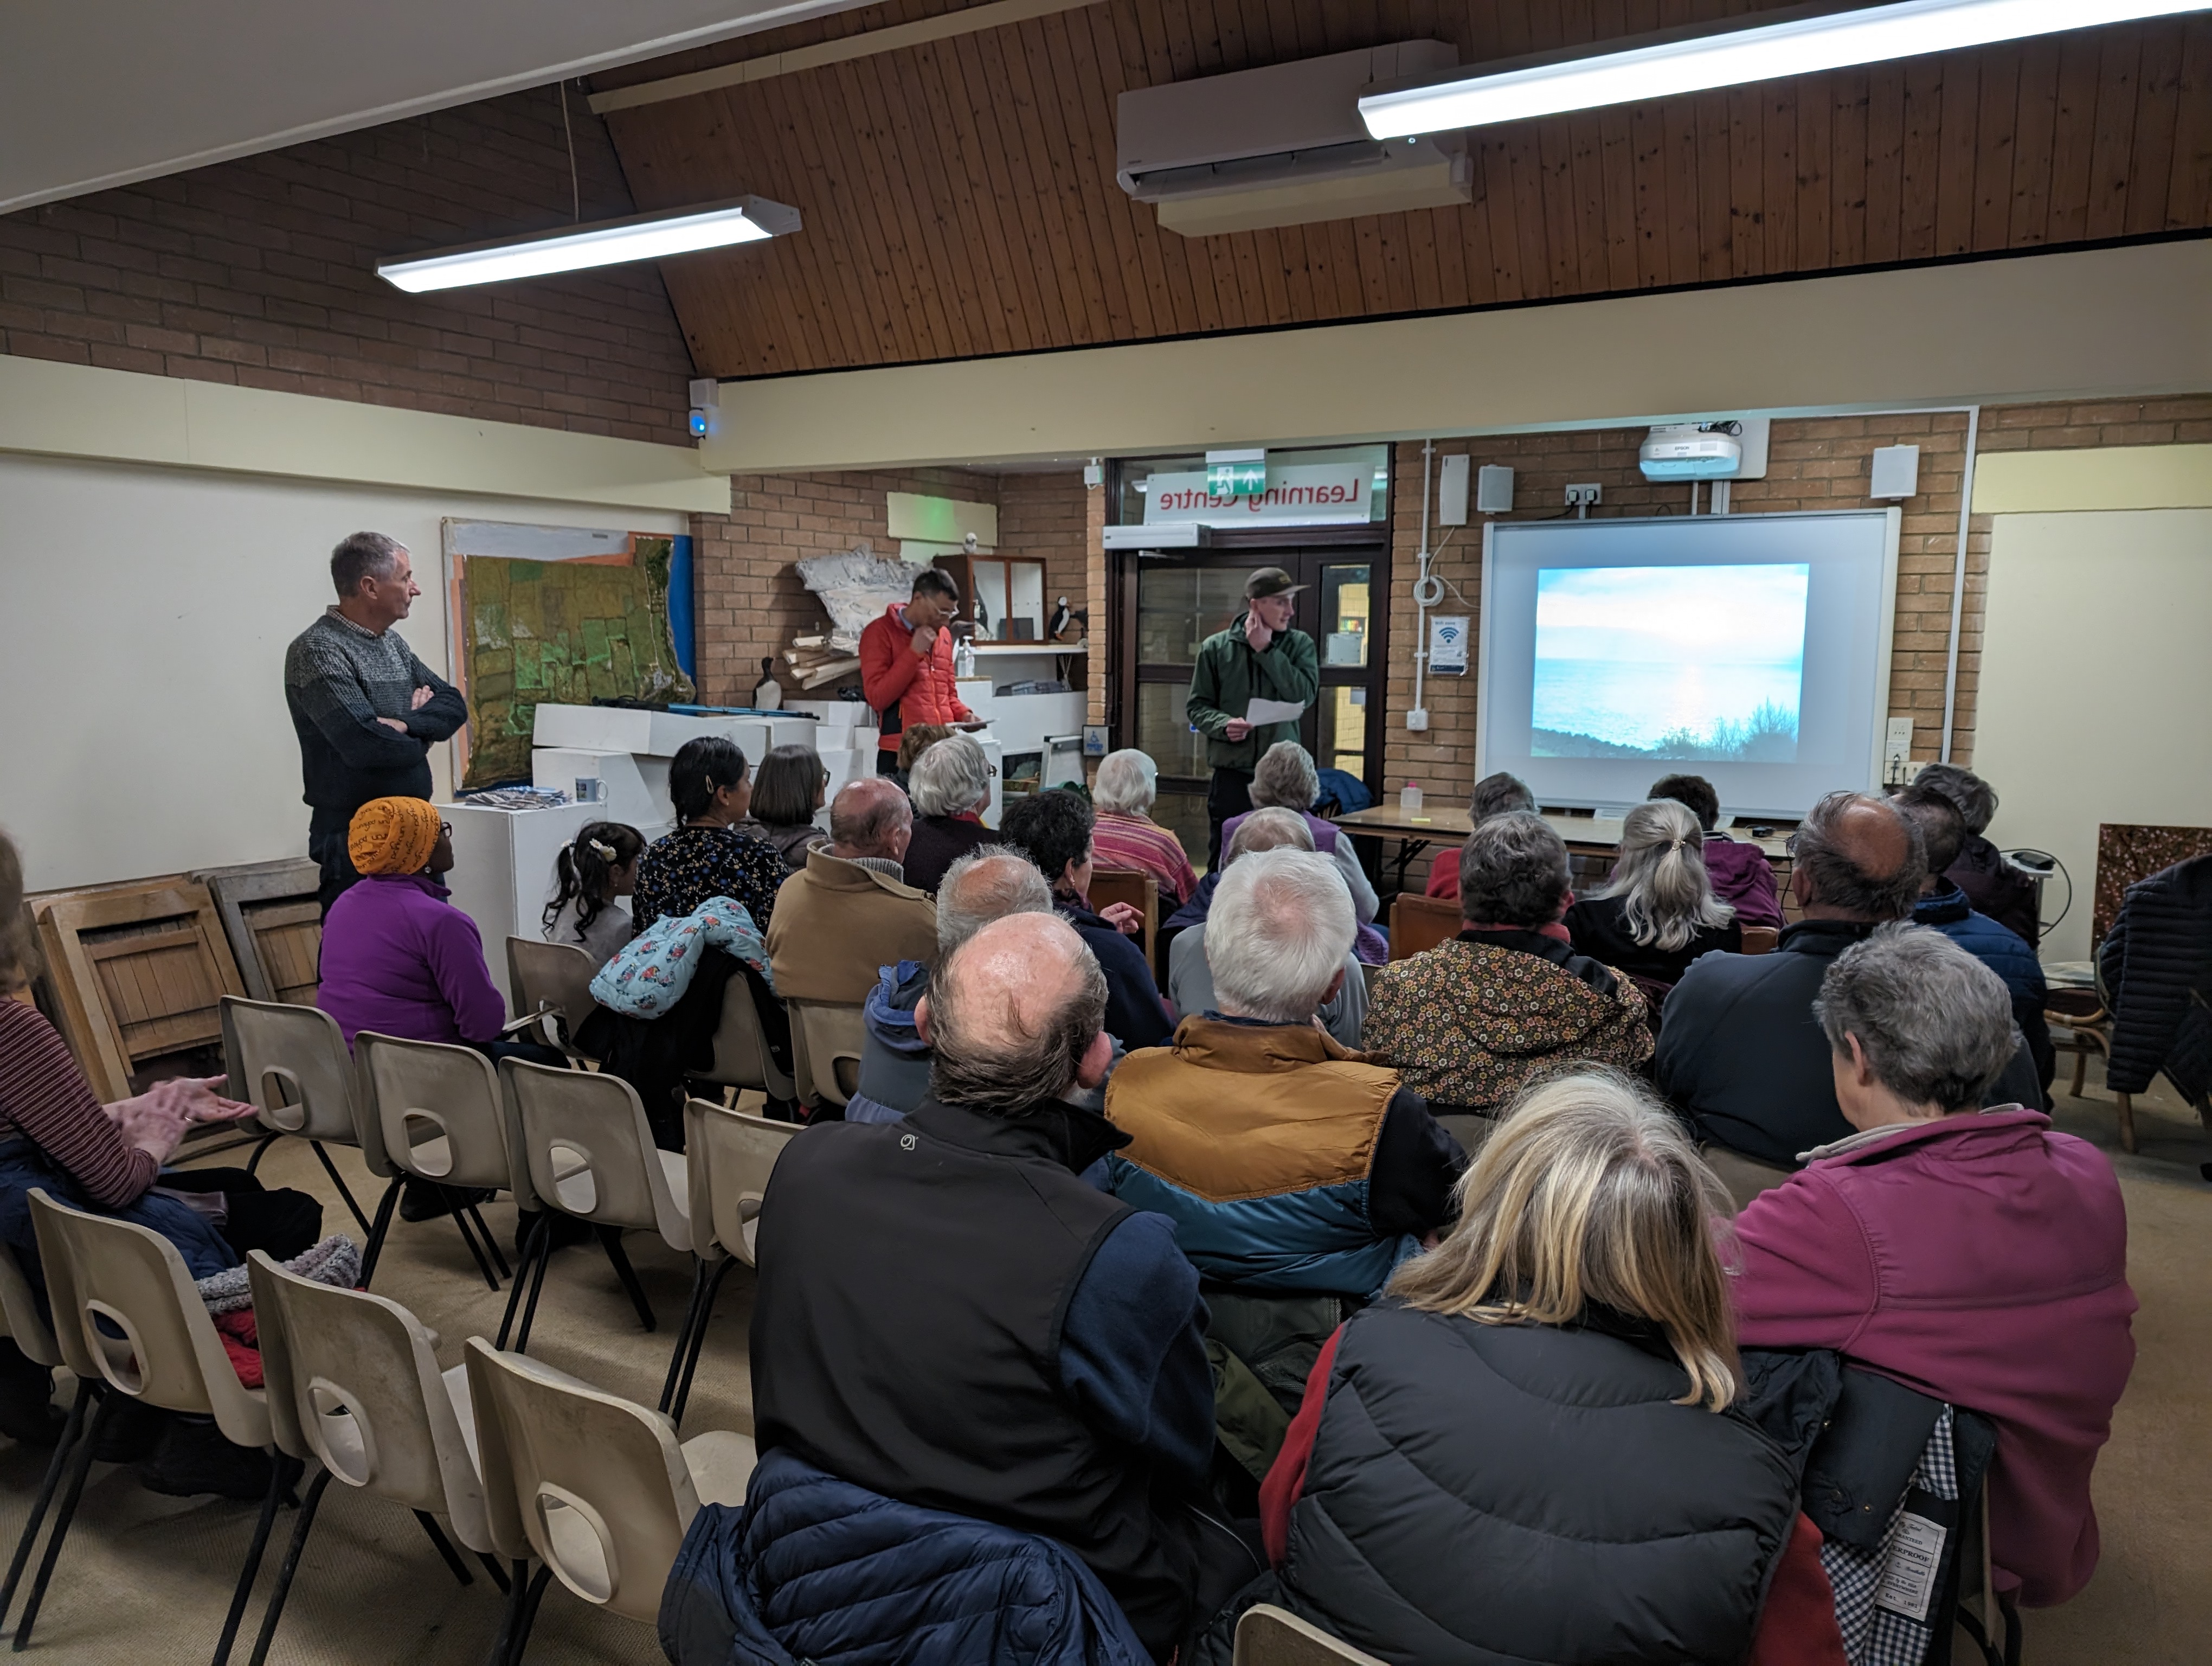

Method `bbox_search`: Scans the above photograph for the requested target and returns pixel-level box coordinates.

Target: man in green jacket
[1186,567,1321,869]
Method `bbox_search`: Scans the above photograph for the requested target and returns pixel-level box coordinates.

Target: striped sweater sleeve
[0,1001,158,1208]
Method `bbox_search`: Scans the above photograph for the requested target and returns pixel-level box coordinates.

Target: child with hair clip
[543,821,645,967]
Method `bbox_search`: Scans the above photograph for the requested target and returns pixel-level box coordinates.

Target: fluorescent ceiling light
[377,195,800,293]
[1361,0,2208,138]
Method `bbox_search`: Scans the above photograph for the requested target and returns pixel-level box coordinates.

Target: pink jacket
[1732,1109,2135,1606]
[1702,834,1784,928]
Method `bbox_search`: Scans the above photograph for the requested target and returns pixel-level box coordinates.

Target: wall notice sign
[1144,465,1371,527]
[1429,614,1470,674]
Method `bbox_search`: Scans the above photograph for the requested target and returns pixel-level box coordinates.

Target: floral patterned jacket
[1360,928,1652,1112]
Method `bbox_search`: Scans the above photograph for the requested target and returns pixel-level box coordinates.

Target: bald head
[936,847,1054,954]
[1792,791,1926,922]
[921,913,1109,1114]
[830,777,912,861]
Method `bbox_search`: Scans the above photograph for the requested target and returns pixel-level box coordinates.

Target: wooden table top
[1330,804,1795,861]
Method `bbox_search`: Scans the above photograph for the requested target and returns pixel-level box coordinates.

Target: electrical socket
[1883,717,1915,785]
[1565,483,1602,508]
[1406,708,1430,732]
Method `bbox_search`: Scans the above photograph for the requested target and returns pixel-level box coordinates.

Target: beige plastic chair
[0,1241,74,1633]
[465,1336,753,1663]
[496,1059,689,1355]
[19,1189,282,1664]
[789,1001,865,1110]
[220,995,375,1234]
[239,1251,507,1666]
[1233,1604,1389,1666]
[659,1100,799,1425]
[693,971,799,1103]
[506,937,601,1052]
[353,1030,518,1292]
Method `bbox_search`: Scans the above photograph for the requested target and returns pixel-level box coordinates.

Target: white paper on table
[1245,697,1307,727]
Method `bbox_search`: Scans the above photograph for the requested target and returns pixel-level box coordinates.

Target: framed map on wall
[442,520,695,790]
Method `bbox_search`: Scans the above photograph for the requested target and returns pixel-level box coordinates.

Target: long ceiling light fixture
[376,195,801,293]
[1360,0,2209,138]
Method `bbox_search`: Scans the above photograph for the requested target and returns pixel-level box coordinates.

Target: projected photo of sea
[1531,563,1810,762]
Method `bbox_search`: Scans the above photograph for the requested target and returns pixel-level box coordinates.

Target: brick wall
[0,88,695,445]
[1977,394,2212,451]
[996,472,1090,626]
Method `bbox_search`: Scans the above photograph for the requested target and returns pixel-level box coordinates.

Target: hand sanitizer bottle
[1400,780,1423,813]
[954,635,977,678]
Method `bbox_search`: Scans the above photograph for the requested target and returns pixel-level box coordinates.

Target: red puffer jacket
[859,604,973,757]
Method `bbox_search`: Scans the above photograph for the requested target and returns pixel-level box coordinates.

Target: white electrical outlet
[1406,708,1430,732]
[1883,717,1915,785]
[1565,483,1601,508]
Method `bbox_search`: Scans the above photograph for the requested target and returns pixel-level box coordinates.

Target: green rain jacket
[1185,611,1321,773]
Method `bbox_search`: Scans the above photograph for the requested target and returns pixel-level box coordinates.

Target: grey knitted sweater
[282,608,468,816]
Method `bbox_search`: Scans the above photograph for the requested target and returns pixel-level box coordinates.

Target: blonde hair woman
[1259,1070,1812,1665]
[1566,797,1742,1000]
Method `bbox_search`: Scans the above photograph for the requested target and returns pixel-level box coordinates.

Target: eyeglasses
[439,821,453,838]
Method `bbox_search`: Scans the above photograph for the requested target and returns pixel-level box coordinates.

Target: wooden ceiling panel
[596,1,2212,377]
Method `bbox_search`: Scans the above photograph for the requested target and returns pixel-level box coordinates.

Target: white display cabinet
[441,800,610,1016]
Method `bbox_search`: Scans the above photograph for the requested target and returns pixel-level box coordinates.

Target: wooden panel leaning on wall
[195,859,323,1009]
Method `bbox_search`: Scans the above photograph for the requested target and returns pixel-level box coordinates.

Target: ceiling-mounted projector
[1640,421,1744,480]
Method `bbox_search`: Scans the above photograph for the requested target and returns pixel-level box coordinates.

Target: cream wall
[0,452,684,894]
[1972,508,2212,963]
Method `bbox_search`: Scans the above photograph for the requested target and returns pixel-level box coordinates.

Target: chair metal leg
[659,1259,713,1413]
[413,1510,474,1587]
[511,1225,558,1356]
[0,1379,92,1633]
[242,1466,332,1666]
[503,1564,554,1666]
[670,1257,738,1429]
[210,1453,297,1666]
[444,1190,503,1292]
[477,1553,511,1594]
[358,1176,406,1289]
[243,1132,283,1176]
[496,1216,552,1352]
[11,1388,119,1649]
[596,1227,654,1332]
[467,1207,512,1282]
[307,1142,373,1235]
[483,1560,529,1666]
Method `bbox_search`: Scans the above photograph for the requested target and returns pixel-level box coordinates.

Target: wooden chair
[31,878,250,1099]
[1387,893,1460,961]
[1740,926,1779,955]
[195,859,322,1007]
[1233,1604,1387,1665]
[1088,868,1160,976]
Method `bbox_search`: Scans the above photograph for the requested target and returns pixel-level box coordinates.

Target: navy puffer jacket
[2099,854,2212,1101]
[660,1448,1152,1666]
[1913,886,2055,1092]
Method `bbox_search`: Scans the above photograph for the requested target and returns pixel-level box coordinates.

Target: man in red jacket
[859,568,976,776]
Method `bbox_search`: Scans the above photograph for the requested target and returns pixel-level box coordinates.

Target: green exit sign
[1208,459,1266,497]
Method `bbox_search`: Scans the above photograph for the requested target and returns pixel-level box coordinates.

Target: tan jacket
[766,848,938,1005]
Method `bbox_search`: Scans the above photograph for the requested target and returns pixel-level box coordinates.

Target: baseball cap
[1245,566,1306,600]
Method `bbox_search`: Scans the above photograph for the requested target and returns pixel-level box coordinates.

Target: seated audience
[847,847,1056,1124]
[2099,850,2212,1126]
[1167,809,1368,1048]
[1425,770,1535,899]
[1089,750,1199,906]
[1263,1069,1812,1666]
[1657,790,2036,1182]
[1565,798,1741,1005]
[1649,771,1785,929]
[1001,789,1173,1049]
[1734,928,2136,1609]
[632,736,789,933]
[1224,742,1380,943]
[1108,849,1461,1298]
[1365,812,1652,1114]
[749,913,1217,1657]
[541,821,644,969]
[744,743,829,870]
[1901,761,2040,944]
[0,830,323,1481]
[766,778,937,1006]
[899,731,998,894]
[1903,795,2054,1094]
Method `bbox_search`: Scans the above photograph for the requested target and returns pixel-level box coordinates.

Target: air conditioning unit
[1117,43,1470,239]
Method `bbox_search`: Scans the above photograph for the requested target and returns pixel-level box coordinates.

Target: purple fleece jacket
[316,873,505,1047]
[1703,834,1785,928]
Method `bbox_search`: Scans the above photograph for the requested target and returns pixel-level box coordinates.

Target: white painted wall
[1972,508,2212,963]
[0,453,683,893]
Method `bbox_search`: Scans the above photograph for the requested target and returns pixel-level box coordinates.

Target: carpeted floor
[1,1067,2204,1664]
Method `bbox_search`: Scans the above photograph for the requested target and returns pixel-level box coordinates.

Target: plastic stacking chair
[692,972,799,1104]
[505,938,600,1058]
[788,1002,865,1110]
[20,1190,288,1665]
[465,1337,753,1665]
[495,1059,690,1356]
[659,1100,799,1427]
[239,1251,508,1666]
[353,1031,517,1292]
[0,1241,75,1636]
[1233,1604,1390,1666]
[220,996,375,1234]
